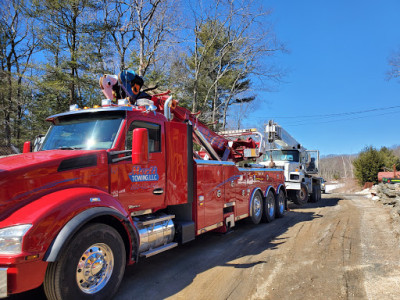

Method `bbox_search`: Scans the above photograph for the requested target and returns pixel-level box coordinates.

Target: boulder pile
[373,183,400,205]
[371,183,400,235]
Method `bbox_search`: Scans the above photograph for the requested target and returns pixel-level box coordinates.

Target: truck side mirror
[132,128,149,165]
[23,141,31,153]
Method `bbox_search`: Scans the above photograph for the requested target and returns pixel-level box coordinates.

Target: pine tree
[31,0,108,108]
[353,146,400,185]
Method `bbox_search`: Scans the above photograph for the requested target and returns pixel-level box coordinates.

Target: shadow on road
[114,196,340,299]
[9,196,341,300]
[288,195,341,210]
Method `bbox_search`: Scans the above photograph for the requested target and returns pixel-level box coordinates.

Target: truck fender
[249,187,263,218]
[44,206,138,262]
[276,184,288,210]
[312,177,321,185]
[265,186,276,197]
[277,184,286,196]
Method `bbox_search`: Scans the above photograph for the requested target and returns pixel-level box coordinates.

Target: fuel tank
[133,214,175,253]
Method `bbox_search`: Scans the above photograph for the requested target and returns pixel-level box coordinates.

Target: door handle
[153,188,164,195]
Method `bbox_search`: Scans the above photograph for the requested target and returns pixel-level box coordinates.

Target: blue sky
[242,0,400,155]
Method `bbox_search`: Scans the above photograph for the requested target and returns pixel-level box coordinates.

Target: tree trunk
[70,10,78,105]
[15,76,22,142]
[6,56,13,146]
[212,83,218,131]
[120,50,125,70]
[139,31,145,76]
[222,97,230,130]
[192,34,199,113]
[342,156,348,178]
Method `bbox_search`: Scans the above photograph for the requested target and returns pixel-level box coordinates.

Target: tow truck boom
[151,93,261,163]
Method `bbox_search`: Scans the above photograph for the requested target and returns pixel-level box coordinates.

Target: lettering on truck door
[119,119,166,212]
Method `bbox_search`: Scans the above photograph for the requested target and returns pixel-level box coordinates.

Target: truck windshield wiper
[58,146,83,150]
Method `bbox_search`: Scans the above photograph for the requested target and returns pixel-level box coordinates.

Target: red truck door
[117,119,166,213]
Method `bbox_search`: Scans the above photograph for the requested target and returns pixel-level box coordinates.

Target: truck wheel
[262,190,276,223]
[44,223,126,300]
[275,190,286,218]
[310,184,321,203]
[250,191,263,224]
[293,183,308,205]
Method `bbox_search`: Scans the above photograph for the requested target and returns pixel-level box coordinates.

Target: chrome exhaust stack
[164,96,173,121]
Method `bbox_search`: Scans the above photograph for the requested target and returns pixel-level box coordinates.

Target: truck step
[140,242,178,258]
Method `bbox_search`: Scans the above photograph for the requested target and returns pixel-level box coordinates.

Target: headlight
[0,224,32,254]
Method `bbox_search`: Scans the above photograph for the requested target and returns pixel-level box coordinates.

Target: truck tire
[250,191,263,224]
[262,190,276,223]
[310,184,321,203]
[44,223,126,300]
[275,190,286,218]
[293,183,308,206]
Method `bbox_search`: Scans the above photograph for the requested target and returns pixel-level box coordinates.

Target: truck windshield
[41,114,124,150]
[264,150,300,162]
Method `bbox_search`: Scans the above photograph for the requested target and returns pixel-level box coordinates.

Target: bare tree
[227,100,256,130]
[0,0,37,145]
[347,155,354,178]
[104,0,136,71]
[104,0,180,81]
[132,0,180,77]
[320,154,357,180]
[388,48,400,81]
[341,156,348,178]
[186,0,285,129]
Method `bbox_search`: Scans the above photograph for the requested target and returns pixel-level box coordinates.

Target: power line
[282,109,400,127]
[251,104,400,120]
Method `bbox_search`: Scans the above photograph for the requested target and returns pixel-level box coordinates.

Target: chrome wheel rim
[254,195,262,217]
[76,243,114,294]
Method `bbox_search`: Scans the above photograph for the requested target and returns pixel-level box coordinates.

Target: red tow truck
[0,92,285,299]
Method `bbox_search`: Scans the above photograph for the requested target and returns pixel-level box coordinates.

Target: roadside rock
[371,183,400,236]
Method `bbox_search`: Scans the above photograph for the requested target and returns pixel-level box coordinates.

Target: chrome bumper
[0,268,7,298]
[285,181,301,190]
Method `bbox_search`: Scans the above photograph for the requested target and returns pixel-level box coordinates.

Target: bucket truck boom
[261,120,322,205]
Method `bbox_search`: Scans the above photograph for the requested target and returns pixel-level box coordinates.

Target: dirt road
[11,193,400,299]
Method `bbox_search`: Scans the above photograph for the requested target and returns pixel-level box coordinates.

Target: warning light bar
[69,104,79,111]
[218,128,259,136]
[102,99,112,106]
[118,99,129,106]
